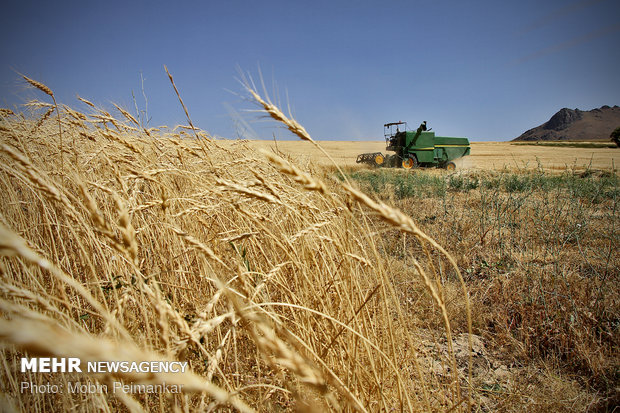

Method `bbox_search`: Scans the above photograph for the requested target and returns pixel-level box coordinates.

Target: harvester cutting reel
[356,152,385,166]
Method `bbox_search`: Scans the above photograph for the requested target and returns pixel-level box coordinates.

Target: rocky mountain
[513,105,620,141]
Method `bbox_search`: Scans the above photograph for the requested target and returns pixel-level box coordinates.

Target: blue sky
[1,0,619,141]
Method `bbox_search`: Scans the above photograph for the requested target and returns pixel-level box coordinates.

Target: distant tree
[612,127,620,148]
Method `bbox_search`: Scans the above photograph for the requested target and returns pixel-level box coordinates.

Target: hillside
[514,105,620,141]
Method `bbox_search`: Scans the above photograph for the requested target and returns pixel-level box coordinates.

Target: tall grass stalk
[0,76,475,412]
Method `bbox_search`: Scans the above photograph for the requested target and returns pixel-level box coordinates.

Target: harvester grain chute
[356,121,470,170]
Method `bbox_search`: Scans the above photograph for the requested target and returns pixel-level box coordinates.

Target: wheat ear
[22,75,63,173]
[164,65,203,141]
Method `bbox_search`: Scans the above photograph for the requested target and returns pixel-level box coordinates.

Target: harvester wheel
[445,161,456,171]
[374,154,384,166]
[402,156,417,169]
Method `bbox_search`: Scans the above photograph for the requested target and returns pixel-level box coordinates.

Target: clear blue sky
[1,0,619,141]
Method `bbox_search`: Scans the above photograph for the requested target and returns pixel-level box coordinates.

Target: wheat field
[0,77,480,412]
[0,76,617,412]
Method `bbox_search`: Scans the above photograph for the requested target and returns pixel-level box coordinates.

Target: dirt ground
[242,140,620,171]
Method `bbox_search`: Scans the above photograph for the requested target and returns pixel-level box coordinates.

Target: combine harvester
[357,121,470,170]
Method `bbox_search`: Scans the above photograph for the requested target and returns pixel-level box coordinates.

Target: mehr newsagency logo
[20,357,186,394]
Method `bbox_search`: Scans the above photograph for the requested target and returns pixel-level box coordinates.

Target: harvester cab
[384,121,407,149]
[356,121,471,170]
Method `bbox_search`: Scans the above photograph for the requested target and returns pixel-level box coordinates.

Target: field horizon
[239,139,620,171]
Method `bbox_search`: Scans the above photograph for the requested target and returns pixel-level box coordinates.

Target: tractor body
[357,121,470,170]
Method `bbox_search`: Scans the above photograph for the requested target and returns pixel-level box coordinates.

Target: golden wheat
[0,78,484,412]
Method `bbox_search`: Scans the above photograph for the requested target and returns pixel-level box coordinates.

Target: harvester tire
[402,156,417,169]
[374,154,385,166]
[445,161,456,171]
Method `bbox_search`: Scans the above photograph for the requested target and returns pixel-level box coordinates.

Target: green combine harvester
[356,121,471,170]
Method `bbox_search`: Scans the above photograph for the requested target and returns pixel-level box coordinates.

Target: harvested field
[244,140,620,171]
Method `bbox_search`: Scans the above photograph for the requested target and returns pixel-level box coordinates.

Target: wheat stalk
[243,79,351,185]
[22,75,63,173]
[164,65,203,141]
[259,149,327,194]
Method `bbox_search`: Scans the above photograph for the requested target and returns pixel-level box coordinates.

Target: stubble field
[245,140,620,171]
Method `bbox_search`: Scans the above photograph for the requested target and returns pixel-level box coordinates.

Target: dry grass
[344,165,619,411]
[2,73,617,412]
[0,79,477,412]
